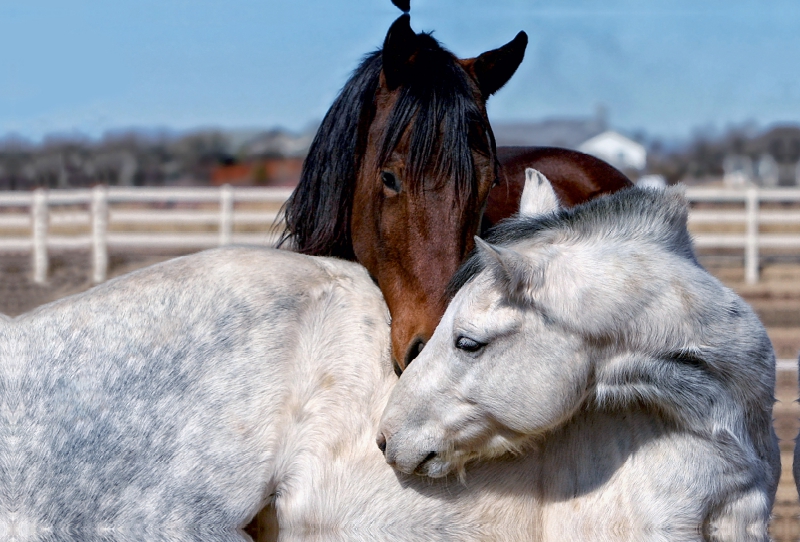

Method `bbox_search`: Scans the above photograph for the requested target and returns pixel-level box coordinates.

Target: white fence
[0,185,292,284]
[2,185,800,285]
[686,187,800,284]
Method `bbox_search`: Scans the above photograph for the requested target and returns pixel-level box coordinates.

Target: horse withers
[280,14,631,375]
[379,173,779,539]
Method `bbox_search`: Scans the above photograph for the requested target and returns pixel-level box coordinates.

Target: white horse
[379,170,780,541]
[1,245,560,542]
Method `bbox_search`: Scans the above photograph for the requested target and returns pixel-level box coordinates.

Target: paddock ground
[2,250,800,540]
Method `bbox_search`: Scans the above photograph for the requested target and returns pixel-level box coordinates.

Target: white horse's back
[1,248,543,541]
[2,248,396,540]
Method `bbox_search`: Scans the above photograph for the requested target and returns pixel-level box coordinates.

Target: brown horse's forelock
[280,33,491,258]
[378,33,489,204]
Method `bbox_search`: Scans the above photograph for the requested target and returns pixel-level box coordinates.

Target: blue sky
[2,0,799,141]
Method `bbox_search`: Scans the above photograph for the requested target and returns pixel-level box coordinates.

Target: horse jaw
[519,168,560,217]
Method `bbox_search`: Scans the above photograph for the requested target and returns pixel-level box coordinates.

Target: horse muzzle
[377,429,452,477]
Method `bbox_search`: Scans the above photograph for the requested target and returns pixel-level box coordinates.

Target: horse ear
[474,236,543,305]
[519,168,560,218]
[383,15,417,90]
[391,0,410,13]
[467,31,528,98]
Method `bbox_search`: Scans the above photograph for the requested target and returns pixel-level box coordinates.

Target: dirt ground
[2,251,800,539]
[773,369,799,542]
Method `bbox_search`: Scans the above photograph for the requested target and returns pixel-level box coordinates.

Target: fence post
[91,184,108,283]
[744,186,759,284]
[31,188,48,284]
[219,184,233,246]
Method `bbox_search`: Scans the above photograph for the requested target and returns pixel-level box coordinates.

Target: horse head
[281,15,526,374]
[353,15,527,373]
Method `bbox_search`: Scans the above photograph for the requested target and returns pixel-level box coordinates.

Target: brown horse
[280,15,631,375]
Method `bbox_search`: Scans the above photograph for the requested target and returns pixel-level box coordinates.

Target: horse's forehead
[451,275,517,325]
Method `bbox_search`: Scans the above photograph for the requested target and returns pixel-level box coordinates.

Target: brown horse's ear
[468,31,528,99]
[383,14,417,90]
[391,0,410,13]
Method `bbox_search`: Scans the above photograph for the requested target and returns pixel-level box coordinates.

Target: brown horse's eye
[381,171,401,193]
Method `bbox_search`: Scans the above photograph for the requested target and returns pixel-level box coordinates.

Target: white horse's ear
[474,236,543,305]
[519,168,560,218]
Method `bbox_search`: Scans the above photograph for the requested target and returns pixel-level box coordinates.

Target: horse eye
[455,336,485,353]
[381,171,401,192]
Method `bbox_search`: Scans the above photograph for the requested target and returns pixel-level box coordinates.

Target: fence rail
[0,185,292,283]
[685,186,800,284]
[2,185,800,284]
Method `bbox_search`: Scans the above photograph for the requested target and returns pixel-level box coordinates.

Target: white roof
[578,131,646,170]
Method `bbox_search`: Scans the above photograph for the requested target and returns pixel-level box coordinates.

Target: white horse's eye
[455,336,485,353]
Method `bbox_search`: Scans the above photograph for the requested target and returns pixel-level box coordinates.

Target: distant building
[578,131,646,172]
[722,155,755,187]
[211,157,303,187]
[636,174,667,189]
[493,116,606,148]
[492,109,646,173]
[745,125,800,187]
[209,128,312,187]
[238,129,313,159]
[756,154,779,187]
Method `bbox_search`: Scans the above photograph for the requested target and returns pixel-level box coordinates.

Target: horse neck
[585,264,778,496]
[532,408,771,538]
[269,255,394,486]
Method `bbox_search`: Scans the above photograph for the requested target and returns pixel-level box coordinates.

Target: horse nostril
[404,338,426,368]
[376,433,387,455]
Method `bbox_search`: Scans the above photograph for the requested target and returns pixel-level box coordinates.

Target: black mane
[279,34,489,258]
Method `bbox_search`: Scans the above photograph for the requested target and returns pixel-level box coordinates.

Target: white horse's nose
[381,433,440,475]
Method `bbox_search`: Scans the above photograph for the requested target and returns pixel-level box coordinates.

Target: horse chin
[449,434,528,476]
[414,456,456,479]
[412,434,526,480]
[412,445,486,479]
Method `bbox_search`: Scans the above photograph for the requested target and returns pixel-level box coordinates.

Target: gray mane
[448,186,697,298]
